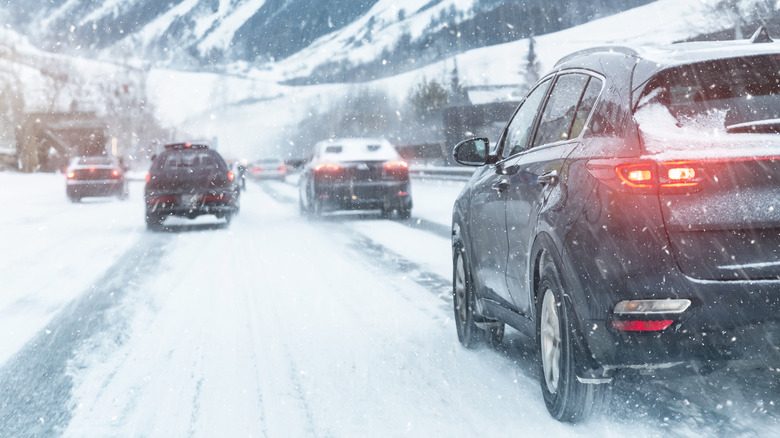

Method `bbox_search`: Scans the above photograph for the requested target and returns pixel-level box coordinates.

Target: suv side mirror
[453,137,490,166]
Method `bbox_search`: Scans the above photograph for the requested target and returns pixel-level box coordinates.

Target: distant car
[451,29,780,423]
[144,142,240,230]
[65,155,128,202]
[298,138,412,218]
[249,157,288,181]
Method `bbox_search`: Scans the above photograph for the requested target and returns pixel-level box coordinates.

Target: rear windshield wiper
[726,118,780,134]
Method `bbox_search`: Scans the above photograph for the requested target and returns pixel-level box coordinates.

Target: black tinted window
[162,151,221,170]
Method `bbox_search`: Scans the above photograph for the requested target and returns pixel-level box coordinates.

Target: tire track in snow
[257,180,780,436]
[0,232,170,437]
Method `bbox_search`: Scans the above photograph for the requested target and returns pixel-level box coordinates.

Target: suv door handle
[537,170,559,186]
[492,179,510,193]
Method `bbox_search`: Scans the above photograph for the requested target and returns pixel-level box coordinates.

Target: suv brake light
[385,160,408,170]
[588,158,720,194]
[315,163,341,172]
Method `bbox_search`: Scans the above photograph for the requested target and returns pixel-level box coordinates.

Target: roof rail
[164,142,209,150]
[554,46,639,67]
[750,26,773,43]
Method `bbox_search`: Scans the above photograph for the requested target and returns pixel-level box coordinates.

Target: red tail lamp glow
[112,169,121,178]
[385,160,409,170]
[227,171,235,181]
[67,172,76,179]
[315,163,341,172]
[588,158,715,193]
[615,163,654,188]
[202,194,228,202]
[145,173,151,182]
[611,320,674,332]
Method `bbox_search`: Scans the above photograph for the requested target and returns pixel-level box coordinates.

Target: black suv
[452,28,780,422]
[144,142,239,230]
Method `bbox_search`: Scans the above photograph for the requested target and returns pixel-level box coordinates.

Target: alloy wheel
[540,288,562,394]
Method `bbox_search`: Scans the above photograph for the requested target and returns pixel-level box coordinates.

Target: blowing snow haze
[2,1,780,436]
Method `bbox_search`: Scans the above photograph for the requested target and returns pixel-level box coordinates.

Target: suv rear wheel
[537,260,607,422]
[146,211,164,231]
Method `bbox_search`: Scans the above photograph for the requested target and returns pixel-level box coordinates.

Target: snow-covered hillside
[0,0,749,161]
[3,0,654,75]
[169,0,735,159]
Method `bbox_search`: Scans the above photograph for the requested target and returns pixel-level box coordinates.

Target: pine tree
[523,36,541,91]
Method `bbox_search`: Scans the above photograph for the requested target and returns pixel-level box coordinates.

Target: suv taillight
[587,158,721,194]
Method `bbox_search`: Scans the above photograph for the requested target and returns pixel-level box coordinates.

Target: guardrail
[409,166,474,181]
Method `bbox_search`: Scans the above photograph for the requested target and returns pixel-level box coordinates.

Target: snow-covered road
[1,172,779,437]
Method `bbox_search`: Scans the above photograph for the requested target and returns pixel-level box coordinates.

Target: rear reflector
[614,299,691,315]
[611,320,674,331]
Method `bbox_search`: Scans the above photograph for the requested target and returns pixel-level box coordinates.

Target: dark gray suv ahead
[452,28,780,422]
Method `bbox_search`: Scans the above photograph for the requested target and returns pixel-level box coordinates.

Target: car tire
[536,260,607,422]
[398,208,411,220]
[312,198,324,217]
[453,244,494,349]
[299,196,309,217]
[146,211,163,231]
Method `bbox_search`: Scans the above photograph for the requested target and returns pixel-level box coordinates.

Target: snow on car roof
[315,138,399,162]
[632,40,780,68]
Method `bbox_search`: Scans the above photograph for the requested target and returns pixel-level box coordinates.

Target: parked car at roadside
[299,137,412,218]
[144,142,240,230]
[65,155,128,202]
[451,28,780,423]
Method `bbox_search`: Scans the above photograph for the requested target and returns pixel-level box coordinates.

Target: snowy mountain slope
[168,0,736,160]
[2,0,653,75]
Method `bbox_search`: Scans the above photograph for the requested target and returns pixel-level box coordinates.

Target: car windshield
[3,2,780,437]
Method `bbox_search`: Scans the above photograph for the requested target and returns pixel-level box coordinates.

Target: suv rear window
[163,151,219,169]
[636,55,780,139]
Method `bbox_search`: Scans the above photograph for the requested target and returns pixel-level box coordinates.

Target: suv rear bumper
[315,180,411,211]
[67,180,125,197]
[145,192,238,219]
[582,278,780,371]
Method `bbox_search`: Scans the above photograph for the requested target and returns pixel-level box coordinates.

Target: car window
[570,77,603,138]
[532,74,589,147]
[501,78,552,159]
[163,152,219,169]
[635,55,780,153]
